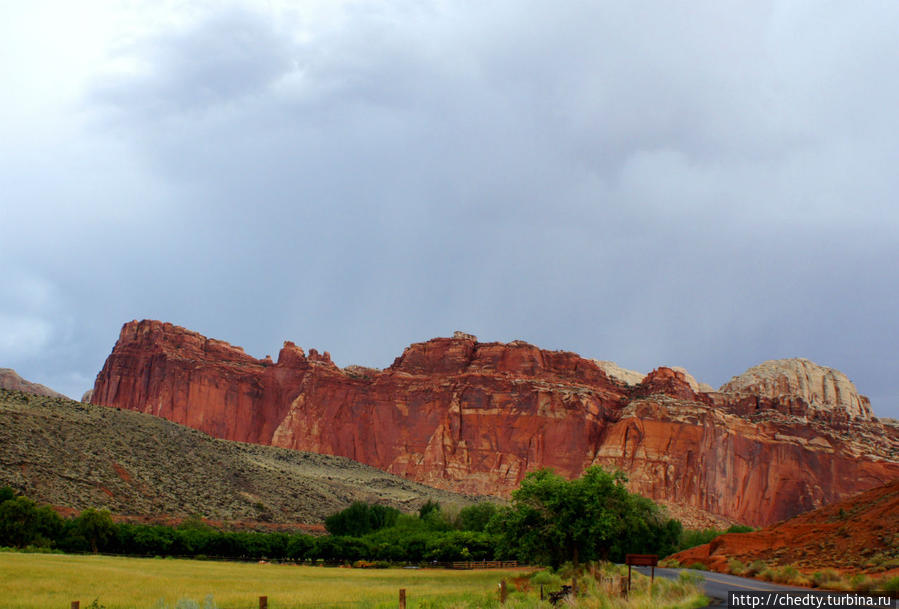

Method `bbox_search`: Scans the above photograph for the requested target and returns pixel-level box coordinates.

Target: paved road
[633,566,809,608]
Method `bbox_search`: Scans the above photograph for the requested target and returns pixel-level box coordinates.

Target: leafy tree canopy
[324,502,400,537]
[490,466,679,567]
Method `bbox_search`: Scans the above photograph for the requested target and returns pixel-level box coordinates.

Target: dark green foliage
[286,534,314,560]
[418,500,440,519]
[456,502,499,532]
[678,528,723,551]
[324,502,400,537]
[0,495,64,548]
[676,524,754,553]
[0,471,686,565]
[0,486,16,503]
[73,508,116,553]
[489,466,681,567]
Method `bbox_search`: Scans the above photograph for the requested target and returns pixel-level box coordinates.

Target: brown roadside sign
[625,554,658,566]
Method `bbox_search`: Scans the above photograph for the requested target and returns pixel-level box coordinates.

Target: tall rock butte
[90,320,899,527]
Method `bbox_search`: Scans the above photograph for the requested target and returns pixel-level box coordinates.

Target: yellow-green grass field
[0,552,524,609]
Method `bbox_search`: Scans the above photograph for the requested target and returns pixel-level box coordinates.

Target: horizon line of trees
[0,467,750,565]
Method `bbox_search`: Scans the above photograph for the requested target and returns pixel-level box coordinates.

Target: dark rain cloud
[1,2,897,416]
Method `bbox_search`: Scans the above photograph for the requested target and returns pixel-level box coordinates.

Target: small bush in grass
[850,574,875,592]
[530,569,562,589]
[728,559,746,575]
[659,558,682,568]
[882,576,899,593]
[760,568,777,582]
[687,562,708,571]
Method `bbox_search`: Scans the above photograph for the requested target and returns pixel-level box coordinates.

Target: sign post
[624,554,659,595]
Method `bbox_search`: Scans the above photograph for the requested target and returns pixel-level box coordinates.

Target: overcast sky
[1,1,897,418]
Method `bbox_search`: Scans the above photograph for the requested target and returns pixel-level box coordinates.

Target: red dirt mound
[670,478,899,575]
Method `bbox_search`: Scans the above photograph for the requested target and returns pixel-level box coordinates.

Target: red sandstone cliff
[91,320,899,527]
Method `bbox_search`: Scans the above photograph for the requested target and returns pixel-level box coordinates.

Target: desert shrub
[744,560,766,576]
[727,559,746,575]
[773,565,799,584]
[678,570,704,585]
[850,574,875,592]
[812,569,842,588]
[882,576,899,593]
[687,562,708,571]
[759,567,777,582]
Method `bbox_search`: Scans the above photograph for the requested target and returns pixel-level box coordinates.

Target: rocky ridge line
[89,320,899,527]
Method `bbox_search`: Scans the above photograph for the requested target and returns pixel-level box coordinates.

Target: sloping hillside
[670,479,899,575]
[0,388,477,526]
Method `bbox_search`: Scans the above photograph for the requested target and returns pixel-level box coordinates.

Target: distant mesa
[87,319,899,528]
[0,368,67,399]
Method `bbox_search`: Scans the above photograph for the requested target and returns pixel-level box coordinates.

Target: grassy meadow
[0,552,707,609]
[0,552,522,609]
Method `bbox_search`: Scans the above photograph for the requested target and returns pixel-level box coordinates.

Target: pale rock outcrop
[669,366,716,393]
[721,358,873,420]
[593,361,645,386]
[0,368,67,399]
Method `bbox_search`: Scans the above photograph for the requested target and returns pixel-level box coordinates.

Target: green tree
[74,508,115,553]
[457,502,498,532]
[492,466,676,567]
[418,500,440,519]
[325,502,399,537]
[0,495,63,548]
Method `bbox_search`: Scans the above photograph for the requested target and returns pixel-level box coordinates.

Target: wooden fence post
[399,588,406,609]
[71,602,80,609]
[259,595,267,609]
[500,580,507,604]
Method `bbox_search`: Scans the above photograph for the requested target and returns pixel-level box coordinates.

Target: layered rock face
[91,320,899,527]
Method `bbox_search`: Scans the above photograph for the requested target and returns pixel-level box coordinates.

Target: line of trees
[1,467,712,565]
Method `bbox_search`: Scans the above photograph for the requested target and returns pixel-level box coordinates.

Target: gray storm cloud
[1,1,897,417]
